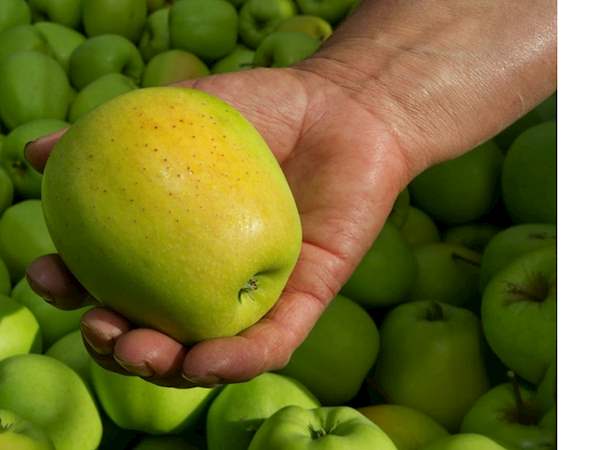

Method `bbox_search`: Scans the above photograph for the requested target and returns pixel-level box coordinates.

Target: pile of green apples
[0,1,556,450]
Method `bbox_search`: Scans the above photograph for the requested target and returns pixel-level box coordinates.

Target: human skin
[25,0,556,387]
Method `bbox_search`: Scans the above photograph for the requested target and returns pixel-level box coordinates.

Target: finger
[24,129,67,173]
[81,307,131,356]
[83,338,131,377]
[26,254,93,310]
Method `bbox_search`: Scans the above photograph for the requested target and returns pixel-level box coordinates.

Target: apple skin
[341,222,417,308]
[0,51,71,130]
[91,361,215,434]
[146,0,167,13]
[535,353,556,415]
[410,243,481,307]
[423,434,509,450]
[33,22,85,71]
[206,373,320,450]
[133,436,200,450]
[501,121,557,224]
[69,73,138,123]
[254,31,320,68]
[278,295,379,405]
[397,206,441,247]
[482,246,556,384]
[0,354,102,450]
[42,88,302,344]
[0,0,31,34]
[374,301,489,431]
[276,15,333,41]
[0,409,55,450]
[139,8,170,62]
[0,168,13,216]
[211,44,255,74]
[443,223,501,253]
[480,224,556,291]
[409,141,504,225]
[45,330,90,384]
[69,34,145,89]
[0,25,49,64]
[389,189,410,229]
[358,404,449,450]
[1,119,69,198]
[29,0,82,29]
[170,0,238,61]
[0,257,9,294]
[0,200,55,282]
[142,50,210,87]
[239,0,297,49]
[82,0,147,43]
[296,0,355,24]
[0,294,42,361]
[12,278,89,349]
[249,405,397,450]
[461,383,556,450]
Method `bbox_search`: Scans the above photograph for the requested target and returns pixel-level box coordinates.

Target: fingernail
[25,272,55,304]
[182,372,223,387]
[81,321,113,356]
[114,355,154,378]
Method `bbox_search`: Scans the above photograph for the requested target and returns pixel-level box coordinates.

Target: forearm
[299,0,556,172]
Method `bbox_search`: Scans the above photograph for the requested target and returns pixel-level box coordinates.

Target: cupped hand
[25,67,409,387]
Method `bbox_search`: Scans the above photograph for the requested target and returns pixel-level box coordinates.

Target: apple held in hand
[482,246,556,384]
[374,301,489,431]
[33,22,85,70]
[29,0,82,29]
[396,206,441,247]
[423,434,509,450]
[239,0,297,49]
[0,295,42,361]
[0,354,102,450]
[0,0,30,34]
[276,15,333,41]
[45,330,90,384]
[358,404,448,450]
[91,362,214,434]
[248,405,397,450]
[82,0,147,43]
[211,45,255,74]
[0,168,13,216]
[142,50,210,87]
[42,87,302,344]
[0,409,55,450]
[254,31,320,68]
[139,8,170,62]
[278,295,379,405]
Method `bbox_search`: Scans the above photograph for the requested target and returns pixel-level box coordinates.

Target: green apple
[410,243,481,306]
[254,31,320,67]
[389,189,410,229]
[146,0,167,13]
[33,22,85,70]
[423,434,508,450]
[42,88,302,343]
[297,0,355,24]
[0,409,54,450]
[0,354,102,450]
[374,301,489,431]
[461,382,556,450]
[0,0,30,34]
[276,14,333,41]
[0,168,13,216]
[211,44,255,74]
[1,119,68,198]
[397,206,440,247]
[535,353,556,415]
[358,405,448,450]
[278,295,379,405]
[12,278,89,348]
[170,0,238,61]
[341,222,416,308]
[139,8,170,62]
[443,223,501,253]
[0,257,9,294]
[225,0,247,7]
[239,0,296,49]
[133,436,199,450]
[142,50,210,87]
[28,0,81,29]
[206,372,320,450]
[482,246,556,384]
[480,224,556,291]
[91,361,214,434]
[69,34,145,89]
[248,405,397,450]
[0,295,41,361]
[0,51,71,130]
[69,73,137,123]
[501,121,557,224]
[409,141,504,225]
[82,0,147,43]
[0,200,55,282]
[45,330,90,384]
[0,25,49,64]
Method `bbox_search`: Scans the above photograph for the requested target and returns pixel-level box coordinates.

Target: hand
[25,67,408,387]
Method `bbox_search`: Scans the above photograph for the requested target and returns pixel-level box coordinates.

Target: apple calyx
[238,277,259,302]
[425,302,445,322]
[507,371,539,426]
[309,425,327,440]
[505,273,551,304]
